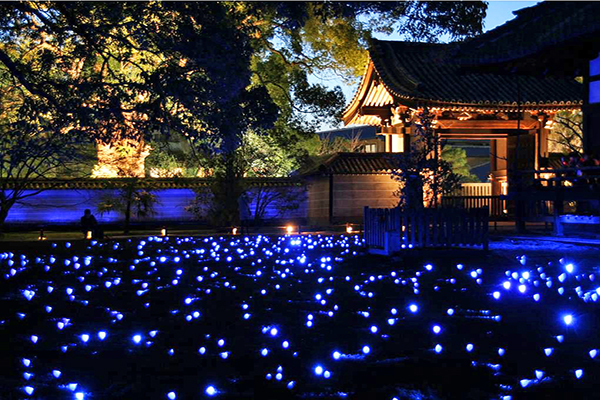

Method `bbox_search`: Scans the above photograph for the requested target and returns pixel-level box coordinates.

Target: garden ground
[0,233,599,399]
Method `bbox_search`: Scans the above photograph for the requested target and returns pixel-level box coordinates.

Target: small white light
[167,392,176,400]
[132,334,142,344]
[498,348,505,356]
[333,351,341,360]
[408,304,418,313]
[362,345,370,354]
[432,325,441,334]
[544,348,554,356]
[314,365,324,375]
[589,349,597,359]
[434,344,443,353]
[535,370,544,379]
[493,291,501,300]
[205,385,217,396]
[466,343,474,352]
[575,369,583,379]
[564,314,573,325]
[566,263,574,273]
[503,281,511,290]
[370,326,378,333]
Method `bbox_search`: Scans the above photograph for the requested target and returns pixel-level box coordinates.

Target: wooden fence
[364,206,489,251]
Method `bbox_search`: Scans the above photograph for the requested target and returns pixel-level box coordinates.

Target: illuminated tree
[548,110,583,155]
[391,109,461,209]
[0,2,487,228]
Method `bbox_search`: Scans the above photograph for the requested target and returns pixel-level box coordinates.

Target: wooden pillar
[490,138,507,196]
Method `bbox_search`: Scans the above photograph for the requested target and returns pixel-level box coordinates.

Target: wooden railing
[364,206,489,251]
[441,195,507,218]
[456,182,492,197]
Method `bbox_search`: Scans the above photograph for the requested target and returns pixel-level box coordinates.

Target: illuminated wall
[6,187,307,225]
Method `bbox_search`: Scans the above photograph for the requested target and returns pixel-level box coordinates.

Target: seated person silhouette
[81,209,98,239]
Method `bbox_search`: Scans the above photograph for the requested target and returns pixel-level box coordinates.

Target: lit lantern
[232,227,238,235]
[346,225,353,234]
[286,225,294,234]
[161,228,167,237]
[86,231,93,240]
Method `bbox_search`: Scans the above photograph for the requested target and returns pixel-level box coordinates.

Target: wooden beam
[436,119,538,130]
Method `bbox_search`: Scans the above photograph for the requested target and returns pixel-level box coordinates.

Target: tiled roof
[301,153,396,176]
[0,177,301,190]
[369,39,583,110]
[457,2,600,74]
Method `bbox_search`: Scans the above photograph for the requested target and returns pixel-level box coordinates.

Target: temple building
[342,39,583,196]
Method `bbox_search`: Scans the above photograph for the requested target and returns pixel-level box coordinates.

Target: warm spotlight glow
[286,225,294,234]
[161,228,167,237]
[232,227,238,235]
[346,225,353,234]
[86,231,93,240]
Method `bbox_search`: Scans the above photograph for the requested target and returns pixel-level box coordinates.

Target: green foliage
[245,1,487,172]
[441,146,480,183]
[144,140,188,178]
[239,131,297,178]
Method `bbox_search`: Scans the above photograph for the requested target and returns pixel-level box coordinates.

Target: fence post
[483,206,489,250]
